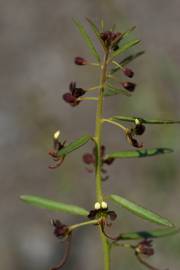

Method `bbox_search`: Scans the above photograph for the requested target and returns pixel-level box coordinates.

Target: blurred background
[0,0,180,269]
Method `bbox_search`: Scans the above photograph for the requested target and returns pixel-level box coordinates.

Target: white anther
[101,201,108,209]
[54,130,60,140]
[94,202,101,210]
[135,118,140,125]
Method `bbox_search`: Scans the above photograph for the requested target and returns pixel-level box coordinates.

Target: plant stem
[69,219,99,232]
[95,50,109,202]
[102,118,127,132]
[94,49,111,270]
[77,97,98,101]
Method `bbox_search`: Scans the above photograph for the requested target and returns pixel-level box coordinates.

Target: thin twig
[50,234,72,270]
[135,252,163,270]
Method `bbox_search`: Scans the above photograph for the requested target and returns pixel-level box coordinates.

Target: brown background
[0,0,180,269]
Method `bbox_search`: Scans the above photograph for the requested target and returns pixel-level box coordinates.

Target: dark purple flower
[63,93,79,106]
[121,82,136,92]
[126,128,143,148]
[63,81,86,107]
[136,239,154,256]
[100,31,122,48]
[74,56,87,65]
[51,219,69,239]
[134,124,146,135]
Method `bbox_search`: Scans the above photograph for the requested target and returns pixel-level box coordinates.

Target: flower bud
[123,68,134,78]
[74,56,87,65]
[63,93,76,103]
[121,82,136,92]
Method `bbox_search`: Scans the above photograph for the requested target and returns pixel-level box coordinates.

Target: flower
[135,239,154,256]
[63,81,86,106]
[82,145,114,180]
[126,128,143,148]
[100,31,122,49]
[48,131,66,169]
[51,219,69,239]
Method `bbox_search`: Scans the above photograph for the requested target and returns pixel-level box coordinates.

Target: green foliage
[105,148,173,159]
[57,135,91,156]
[111,51,145,74]
[21,18,179,270]
[86,18,106,50]
[73,19,100,63]
[112,115,180,125]
[111,39,141,58]
[109,194,174,227]
[20,195,89,216]
[119,227,180,240]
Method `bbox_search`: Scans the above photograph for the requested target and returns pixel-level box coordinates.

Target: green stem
[94,50,111,270]
[69,219,99,232]
[95,51,109,202]
[100,229,111,270]
[77,97,98,101]
[102,118,127,132]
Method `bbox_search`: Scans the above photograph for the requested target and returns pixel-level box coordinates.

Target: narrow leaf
[118,227,180,240]
[112,115,180,125]
[120,51,145,66]
[57,135,91,156]
[122,26,136,38]
[86,18,106,50]
[110,194,174,227]
[105,148,173,159]
[111,51,145,74]
[73,19,100,63]
[20,195,89,216]
[112,39,141,58]
[104,84,131,97]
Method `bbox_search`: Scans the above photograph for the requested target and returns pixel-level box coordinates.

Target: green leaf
[109,194,174,227]
[105,148,173,159]
[20,195,89,216]
[118,227,180,240]
[57,135,91,156]
[111,51,145,74]
[104,84,131,97]
[73,19,100,63]
[120,51,145,66]
[112,115,180,124]
[122,26,136,38]
[86,18,106,51]
[112,39,141,58]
